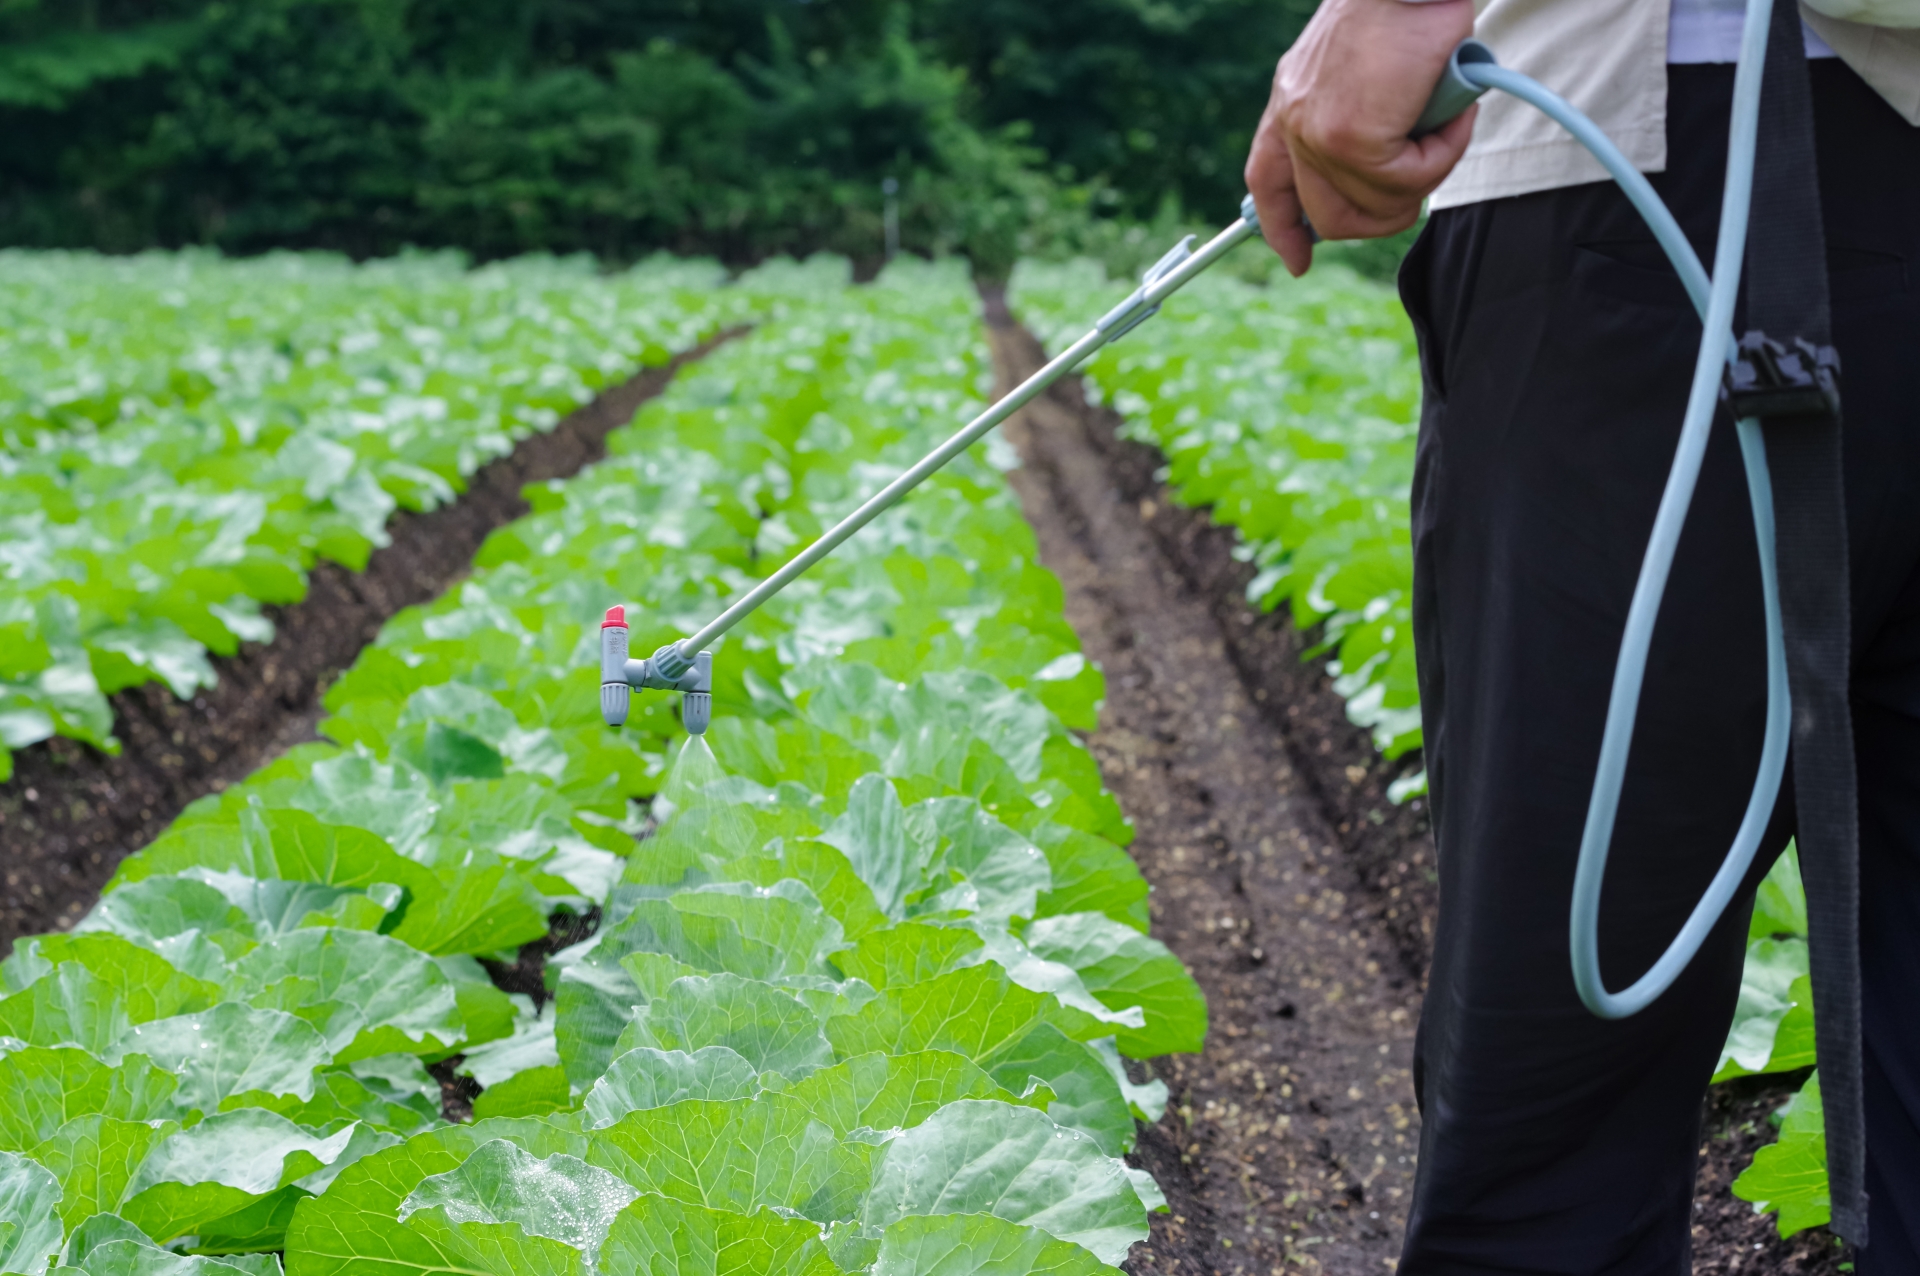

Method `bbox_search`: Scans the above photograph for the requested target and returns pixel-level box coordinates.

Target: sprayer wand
[599,40,1494,737]
[596,217,1250,736]
[603,206,1263,725]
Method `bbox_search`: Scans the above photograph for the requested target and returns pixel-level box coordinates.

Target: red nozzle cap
[601,605,628,629]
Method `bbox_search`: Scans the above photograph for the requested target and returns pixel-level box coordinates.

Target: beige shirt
[1429,0,1920,209]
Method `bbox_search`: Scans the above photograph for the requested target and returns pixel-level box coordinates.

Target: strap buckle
[1722,331,1842,420]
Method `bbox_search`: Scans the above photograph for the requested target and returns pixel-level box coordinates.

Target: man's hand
[1246,0,1477,275]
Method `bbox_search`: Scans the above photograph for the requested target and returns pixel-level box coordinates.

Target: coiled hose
[1453,2,1791,1017]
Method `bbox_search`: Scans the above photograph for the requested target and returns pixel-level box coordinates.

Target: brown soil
[0,334,741,954]
[983,296,1847,1275]
[1694,1075,1852,1274]
[991,312,1426,1275]
[479,905,602,1011]
[428,1058,483,1125]
[422,908,607,1125]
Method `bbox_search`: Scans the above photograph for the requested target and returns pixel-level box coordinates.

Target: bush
[0,0,1322,271]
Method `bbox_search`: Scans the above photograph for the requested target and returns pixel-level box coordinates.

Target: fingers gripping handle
[1284,39,1495,244]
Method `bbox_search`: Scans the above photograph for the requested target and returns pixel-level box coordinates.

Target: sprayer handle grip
[1264,39,1495,244]
[1412,38,1497,138]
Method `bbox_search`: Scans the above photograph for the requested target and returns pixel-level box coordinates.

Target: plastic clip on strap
[1723,331,1842,420]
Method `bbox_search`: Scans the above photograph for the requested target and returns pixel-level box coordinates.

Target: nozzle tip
[682,691,711,736]
[602,605,628,630]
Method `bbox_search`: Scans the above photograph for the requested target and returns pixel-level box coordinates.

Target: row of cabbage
[0,250,751,782]
[1010,258,1425,793]
[1012,255,1826,1237]
[0,256,1202,1276]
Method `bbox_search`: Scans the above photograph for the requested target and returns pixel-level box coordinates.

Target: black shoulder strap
[1730,0,1867,1246]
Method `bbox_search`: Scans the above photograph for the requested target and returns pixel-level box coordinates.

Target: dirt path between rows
[0,333,742,952]
[984,300,1847,1275]
[989,313,1426,1275]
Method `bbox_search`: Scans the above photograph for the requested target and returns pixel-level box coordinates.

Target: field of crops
[0,241,1836,1275]
[0,257,1212,1276]
[0,251,744,782]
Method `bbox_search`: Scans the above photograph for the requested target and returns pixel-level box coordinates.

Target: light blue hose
[1460,2,1792,1018]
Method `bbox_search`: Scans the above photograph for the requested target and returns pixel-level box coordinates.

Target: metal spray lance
[596,42,1495,737]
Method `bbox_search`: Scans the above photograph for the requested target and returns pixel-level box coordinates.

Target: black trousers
[1398,61,1920,1274]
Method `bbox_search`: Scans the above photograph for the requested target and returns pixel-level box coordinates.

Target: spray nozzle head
[660,649,713,736]
[597,606,713,735]
[682,690,712,736]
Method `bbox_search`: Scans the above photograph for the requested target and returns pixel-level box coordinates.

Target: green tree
[0,0,1320,264]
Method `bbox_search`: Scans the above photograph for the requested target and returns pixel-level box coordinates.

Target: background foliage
[0,0,1318,273]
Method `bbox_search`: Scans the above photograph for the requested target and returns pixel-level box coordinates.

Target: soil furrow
[0,332,743,952]
[988,318,1423,1275]
[985,299,1846,1274]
